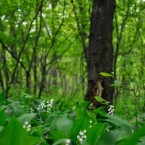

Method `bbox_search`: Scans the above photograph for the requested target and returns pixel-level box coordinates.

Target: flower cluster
[30,107,34,113]
[77,130,87,143]
[23,121,31,131]
[108,105,115,115]
[38,101,46,110]
[46,99,54,111]
[37,99,54,112]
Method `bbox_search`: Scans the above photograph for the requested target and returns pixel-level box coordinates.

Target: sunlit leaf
[99,72,113,77]
[95,96,107,105]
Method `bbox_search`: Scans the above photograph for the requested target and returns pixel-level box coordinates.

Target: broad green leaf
[17,113,36,124]
[86,123,107,145]
[75,102,89,118]
[52,139,71,145]
[71,117,90,140]
[8,101,24,116]
[0,118,46,145]
[139,136,145,145]
[97,129,119,145]
[117,125,145,145]
[0,126,4,132]
[105,115,133,135]
[50,115,73,140]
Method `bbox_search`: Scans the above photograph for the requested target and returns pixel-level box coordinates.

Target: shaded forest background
[0,0,145,119]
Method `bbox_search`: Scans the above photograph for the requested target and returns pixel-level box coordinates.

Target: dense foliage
[0,0,145,144]
[1,94,145,145]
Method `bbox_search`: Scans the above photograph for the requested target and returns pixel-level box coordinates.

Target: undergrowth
[0,92,145,145]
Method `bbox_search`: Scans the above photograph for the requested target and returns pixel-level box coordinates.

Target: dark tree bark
[85,0,116,107]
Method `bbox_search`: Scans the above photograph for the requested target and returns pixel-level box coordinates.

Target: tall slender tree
[85,0,116,107]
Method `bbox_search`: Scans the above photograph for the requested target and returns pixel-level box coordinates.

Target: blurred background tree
[0,0,145,118]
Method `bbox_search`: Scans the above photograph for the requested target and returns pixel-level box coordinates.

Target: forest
[0,0,145,145]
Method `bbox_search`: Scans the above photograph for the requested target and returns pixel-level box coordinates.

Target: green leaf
[0,91,6,103]
[111,80,122,87]
[97,129,119,145]
[0,126,4,132]
[52,139,71,145]
[8,101,24,116]
[0,109,7,126]
[17,113,36,124]
[0,117,46,145]
[50,115,73,140]
[117,125,145,145]
[139,136,145,145]
[71,117,90,140]
[87,123,107,145]
[99,72,113,77]
[95,96,107,104]
[105,115,133,136]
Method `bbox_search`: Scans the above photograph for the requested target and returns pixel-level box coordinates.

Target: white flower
[48,4,52,9]
[1,15,5,20]
[77,129,87,143]
[42,13,46,18]
[50,99,54,104]
[38,101,46,110]
[30,107,34,113]
[22,21,27,26]
[5,19,9,22]
[25,121,28,125]
[65,139,71,145]
[89,120,93,123]
[23,121,31,131]
[38,99,54,111]
[137,0,145,2]
[18,9,21,12]
[79,138,83,142]
[108,105,115,115]
[18,14,22,17]
[79,131,84,136]
[30,28,35,33]
[83,135,86,139]
[46,99,54,111]
[89,120,93,128]
[33,20,36,24]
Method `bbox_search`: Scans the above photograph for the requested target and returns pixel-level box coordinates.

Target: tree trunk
[85,0,116,108]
